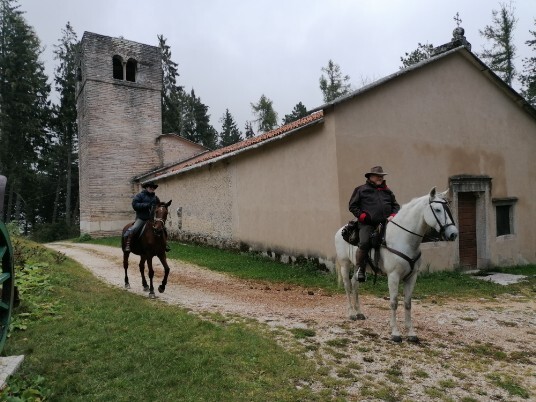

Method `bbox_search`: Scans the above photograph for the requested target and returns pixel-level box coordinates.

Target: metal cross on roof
[453,12,462,27]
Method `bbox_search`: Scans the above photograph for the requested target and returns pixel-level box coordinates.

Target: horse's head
[424,188,458,241]
[153,200,172,236]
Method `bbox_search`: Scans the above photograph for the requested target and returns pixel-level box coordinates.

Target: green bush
[29,222,79,243]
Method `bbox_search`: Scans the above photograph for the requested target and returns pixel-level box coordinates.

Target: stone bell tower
[76,32,162,236]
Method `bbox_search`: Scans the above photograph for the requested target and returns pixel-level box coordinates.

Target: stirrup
[356,267,367,282]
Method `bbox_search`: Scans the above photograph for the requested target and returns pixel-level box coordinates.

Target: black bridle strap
[152,206,167,235]
[429,200,456,237]
[384,246,421,281]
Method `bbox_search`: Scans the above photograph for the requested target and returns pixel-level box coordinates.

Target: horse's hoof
[391,335,402,343]
[143,286,149,292]
[349,313,366,321]
[158,285,165,293]
[149,293,156,299]
[125,284,130,289]
[407,336,420,343]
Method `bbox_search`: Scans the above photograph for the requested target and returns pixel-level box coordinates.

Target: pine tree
[520,20,536,106]
[319,60,351,103]
[181,89,217,149]
[219,109,242,147]
[400,43,434,69]
[244,121,255,139]
[51,21,79,225]
[251,94,278,133]
[282,102,308,125]
[479,2,518,86]
[159,34,184,134]
[0,0,51,223]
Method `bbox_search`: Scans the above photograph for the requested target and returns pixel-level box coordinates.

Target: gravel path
[46,242,536,401]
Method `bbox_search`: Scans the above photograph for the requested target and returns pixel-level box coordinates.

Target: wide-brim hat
[142,181,158,189]
[365,166,388,178]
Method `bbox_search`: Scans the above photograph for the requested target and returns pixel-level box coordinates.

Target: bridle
[389,198,455,241]
[152,205,168,236]
[385,198,455,280]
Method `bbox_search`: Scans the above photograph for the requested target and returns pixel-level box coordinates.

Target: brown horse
[121,200,172,298]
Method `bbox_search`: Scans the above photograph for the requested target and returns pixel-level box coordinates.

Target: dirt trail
[46,242,536,401]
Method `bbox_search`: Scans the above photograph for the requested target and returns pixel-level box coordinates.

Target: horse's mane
[399,194,428,213]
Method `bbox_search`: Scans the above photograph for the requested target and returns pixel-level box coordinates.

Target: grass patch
[289,328,316,339]
[325,338,351,349]
[464,343,508,361]
[410,369,429,379]
[2,239,323,401]
[487,373,530,399]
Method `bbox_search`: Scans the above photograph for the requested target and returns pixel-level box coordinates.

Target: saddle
[342,220,386,283]
[341,220,359,246]
[341,220,385,249]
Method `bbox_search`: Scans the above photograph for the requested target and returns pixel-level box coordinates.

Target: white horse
[335,187,458,343]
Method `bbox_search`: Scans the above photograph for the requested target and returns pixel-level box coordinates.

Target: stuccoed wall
[155,163,236,248]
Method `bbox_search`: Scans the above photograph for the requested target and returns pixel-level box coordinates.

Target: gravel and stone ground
[46,242,536,401]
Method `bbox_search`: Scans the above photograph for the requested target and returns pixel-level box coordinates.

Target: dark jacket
[132,190,160,221]
[349,180,400,226]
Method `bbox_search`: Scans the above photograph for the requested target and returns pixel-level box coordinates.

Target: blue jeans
[124,218,146,237]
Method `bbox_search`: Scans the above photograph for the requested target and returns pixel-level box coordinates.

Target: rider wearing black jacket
[124,181,169,252]
[349,166,400,281]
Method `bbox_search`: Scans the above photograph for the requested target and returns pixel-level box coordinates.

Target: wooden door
[458,192,477,268]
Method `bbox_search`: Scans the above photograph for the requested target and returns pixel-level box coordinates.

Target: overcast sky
[20,0,536,133]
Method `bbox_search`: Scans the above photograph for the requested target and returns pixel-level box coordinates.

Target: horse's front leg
[139,257,149,291]
[404,269,420,343]
[147,258,155,298]
[123,251,131,289]
[388,272,402,342]
[157,253,170,293]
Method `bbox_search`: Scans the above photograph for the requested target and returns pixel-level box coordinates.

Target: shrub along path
[47,242,536,401]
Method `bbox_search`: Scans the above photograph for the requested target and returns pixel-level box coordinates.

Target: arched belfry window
[126,58,137,82]
[113,55,123,79]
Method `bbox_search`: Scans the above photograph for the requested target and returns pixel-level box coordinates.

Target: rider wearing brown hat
[124,181,170,252]
[348,166,400,281]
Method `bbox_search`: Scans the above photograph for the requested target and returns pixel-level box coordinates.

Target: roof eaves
[142,111,324,182]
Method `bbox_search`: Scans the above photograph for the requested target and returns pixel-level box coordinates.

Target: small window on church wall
[126,59,137,82]
[113,56,123,79]
[493,198,516,236]
[496,205,512,236]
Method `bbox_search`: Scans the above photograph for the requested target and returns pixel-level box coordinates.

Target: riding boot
[125,233,133,252]
[355,248,368,282]
[165,243,171,252]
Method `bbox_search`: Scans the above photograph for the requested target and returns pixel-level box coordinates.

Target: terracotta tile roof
[153,110,324,178]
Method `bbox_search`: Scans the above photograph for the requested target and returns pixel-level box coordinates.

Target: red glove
[358,212,370,224]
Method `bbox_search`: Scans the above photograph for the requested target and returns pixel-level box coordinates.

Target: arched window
[113,55,123,79]
[126,58,137,82]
